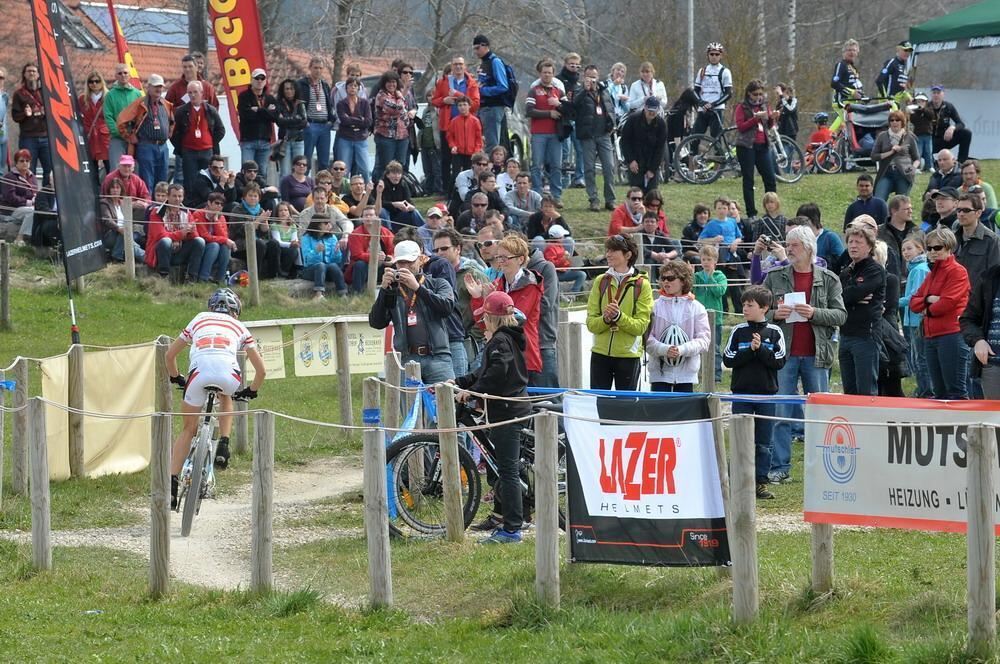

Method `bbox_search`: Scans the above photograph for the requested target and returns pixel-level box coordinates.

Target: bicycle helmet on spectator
[706,42,724,53]
[813,112,829,124]
[208,288,242,318]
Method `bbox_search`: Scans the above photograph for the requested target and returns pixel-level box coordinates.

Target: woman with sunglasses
[871,110,919,201]
[586,233,653,390]
[733,79,778,218]
[279,155,314,212]
[909,227,970,399]
[79,71,110,184]
[274,78,307,179]
[646,260,710,392]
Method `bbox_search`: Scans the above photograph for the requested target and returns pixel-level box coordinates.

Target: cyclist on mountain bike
[165,288,266,509]
[692,42,733,139]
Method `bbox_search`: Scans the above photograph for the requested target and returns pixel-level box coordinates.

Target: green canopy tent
[910,0,1000,43]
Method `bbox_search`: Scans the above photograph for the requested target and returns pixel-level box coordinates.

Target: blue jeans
[905,325,933,397]
[303,121,332,172]
[241,140,272,180]
[771,355,828,475]
[198,241,231,282]
[839,334,879,396]
[279,140,305,178]
[154,236,205,278]
[874,168,912,201]
[335,137,371,182]
[135,141,170,194]
[529,347,559,388]
[732,401,776,485]
[110,231,145,262]
[478,106,506,153]
[449,340,469,379]
[530,133,563,201]
[372,135,409,181]
[924,332,969,399]
[402,353,454,384]
[579,134,616,205]
[19,136,52,187]
[558,269,587,295]
[301,262,346,293]
[560,127,584,186]
[916,135,933,171]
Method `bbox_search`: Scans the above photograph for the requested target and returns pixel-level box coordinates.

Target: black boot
[170,475,179,510]
[215,437,230,470]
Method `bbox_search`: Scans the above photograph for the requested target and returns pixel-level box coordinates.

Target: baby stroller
[832,99,894,172]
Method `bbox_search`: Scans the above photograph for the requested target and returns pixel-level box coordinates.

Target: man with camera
[368,239,457,382]
[573,64,617,213]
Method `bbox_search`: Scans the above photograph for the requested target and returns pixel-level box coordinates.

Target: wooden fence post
[154,336,172,413]
[534,411,560,609]
[383,352,402,433]
[1,241,10,329]
[11,357,28,495]
[243,220,261,307]
[149,412,171,598]
[251,410,275,592]
[557,317,570,389]
[362,377,392,607]
[811,524,834,593]
[334,321,354,427]
[123,197,136,280]
[708,395,731,580]
[403,362,424,504]
[967,424,996,656]
[28,398,51,571]
[567,323,583,389]
[702,309,717,393]
[367,228,380,297]
[68,343,85,478]
[729,413,759,623]
[233,352,249,455]
[434,382,465,542]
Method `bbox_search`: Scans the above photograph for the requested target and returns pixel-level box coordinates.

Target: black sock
[170,475,178,497]
[218,436,230,447]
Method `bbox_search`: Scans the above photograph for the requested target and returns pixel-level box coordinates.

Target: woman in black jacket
[455,290,530,544]
[274,79,307,179]
[839,222,886,395]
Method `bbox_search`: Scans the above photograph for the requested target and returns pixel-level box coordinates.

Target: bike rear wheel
[674,133,726,185]
[774,137,805,184]
[814,145,843,174]
[180,432,209,537]
[386,433,481,536]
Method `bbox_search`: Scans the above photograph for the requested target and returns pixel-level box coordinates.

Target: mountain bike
[674,125,804,185]
[385,399,567,537]
[805,140,844,174]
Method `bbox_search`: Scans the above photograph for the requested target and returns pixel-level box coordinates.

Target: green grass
[2,165,1000,659]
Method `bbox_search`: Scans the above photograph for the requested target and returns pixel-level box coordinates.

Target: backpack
[402,171,426,199]
[492,53,518,107]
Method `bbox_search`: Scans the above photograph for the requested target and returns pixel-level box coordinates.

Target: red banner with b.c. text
[208,0,269,141]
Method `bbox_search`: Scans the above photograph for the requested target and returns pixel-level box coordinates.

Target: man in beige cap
[116,74,174,192]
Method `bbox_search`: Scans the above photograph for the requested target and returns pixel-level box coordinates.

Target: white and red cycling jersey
[179,312,256,406]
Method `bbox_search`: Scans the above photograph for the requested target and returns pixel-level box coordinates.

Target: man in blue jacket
[473,34,511,153]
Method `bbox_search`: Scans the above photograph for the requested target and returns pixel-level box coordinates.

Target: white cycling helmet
[208,288,242,318]
[660,324,690,368]
[706,42,725,53]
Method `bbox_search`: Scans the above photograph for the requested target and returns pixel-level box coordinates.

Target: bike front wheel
[180,435,209,537]
[773,137,805,184]
[674,133,726,185]
[814,145,844,174]
[386,433,482,536]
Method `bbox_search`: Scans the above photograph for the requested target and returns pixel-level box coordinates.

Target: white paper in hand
[784,291,807,323]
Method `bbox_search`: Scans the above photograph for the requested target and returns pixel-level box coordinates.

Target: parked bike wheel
[386,433,481,536]
[674,133,726,185]
[774,137,805,184]
[180,438,208,537]
[814,145,843,174]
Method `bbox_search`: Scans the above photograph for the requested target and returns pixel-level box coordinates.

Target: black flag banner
[563,394,731,566]
[30,0,106,279]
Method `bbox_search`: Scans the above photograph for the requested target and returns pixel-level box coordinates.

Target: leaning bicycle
[385,399,567,537]
[674,125,804,185]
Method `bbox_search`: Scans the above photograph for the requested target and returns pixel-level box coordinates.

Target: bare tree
[188,0,208,56]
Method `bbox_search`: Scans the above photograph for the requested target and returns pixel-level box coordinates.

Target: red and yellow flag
[106,0,143,90]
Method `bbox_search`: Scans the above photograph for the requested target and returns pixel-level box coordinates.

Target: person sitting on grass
[454,289,530,544]
[300,215,348,300]
[722,285,786,500]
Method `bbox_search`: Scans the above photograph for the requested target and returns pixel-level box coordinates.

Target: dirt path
[1,457,364,591]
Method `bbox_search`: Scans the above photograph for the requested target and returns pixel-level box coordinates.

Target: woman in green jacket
[586,233,653,390]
